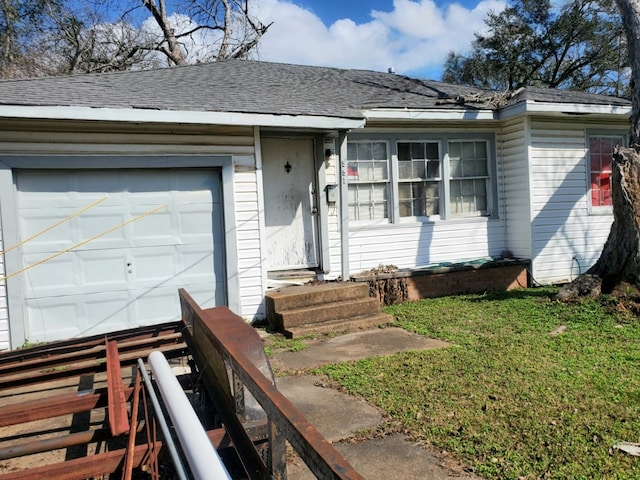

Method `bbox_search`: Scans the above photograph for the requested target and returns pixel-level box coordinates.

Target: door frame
[260,134,322,271]
[0,155,238,348]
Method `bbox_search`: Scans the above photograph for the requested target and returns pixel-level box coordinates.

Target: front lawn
[319,288,640,479]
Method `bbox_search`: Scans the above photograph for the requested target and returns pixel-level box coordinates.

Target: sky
[249,0,507,80]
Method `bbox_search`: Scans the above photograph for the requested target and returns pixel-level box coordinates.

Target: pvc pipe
[137,358,189,480]
[148,351,232,480]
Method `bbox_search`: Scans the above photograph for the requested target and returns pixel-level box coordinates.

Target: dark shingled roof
[0,59,630,119]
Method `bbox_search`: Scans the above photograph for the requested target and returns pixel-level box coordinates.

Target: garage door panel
[17,167,226,342]
[26,298,82,341]
[79,250,130,288]
[22,255,76,296]
[77,210,129,248]
[131,287,184,325]
[131,247,179,284]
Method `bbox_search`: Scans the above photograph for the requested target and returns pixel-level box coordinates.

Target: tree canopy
[0,0,270,79]
[442,0,627,95]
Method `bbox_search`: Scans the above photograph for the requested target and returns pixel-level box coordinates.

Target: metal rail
[179,288,365,480]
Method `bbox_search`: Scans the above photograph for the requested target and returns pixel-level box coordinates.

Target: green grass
[263,333,313,356]
[319,288,640,479]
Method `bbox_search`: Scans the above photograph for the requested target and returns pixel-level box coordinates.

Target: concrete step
[274,297,382,330]
[266,283,369,313]
[285,313,394,338]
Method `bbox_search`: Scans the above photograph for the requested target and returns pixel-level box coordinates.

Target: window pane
[411,143,425,159]
[426,143,439,159]
[399,161,412,179]
[372,142,387,160]
[475,141,487,159]
[347,143,357,160]
[412,161,425,179]
[374,160,388,180]
[450,181,460,198]
[589,136,622,208]
[372,184,387,202]
[462,142,475,159]
[358,142,372,160]
[461,179,475,196]
[398,143,410,161]
[449,142,461,159]
[427,160,440,178]
[347,162,359,180]
[450,157,462,177]
[399,200,412,217]
[475,159,488,176]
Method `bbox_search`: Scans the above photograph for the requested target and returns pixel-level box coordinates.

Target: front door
[262,137,319,270]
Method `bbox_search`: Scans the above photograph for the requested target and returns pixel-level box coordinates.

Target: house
[0,60,631,350]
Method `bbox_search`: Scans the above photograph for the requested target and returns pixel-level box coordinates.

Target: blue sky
[252,0,507,79]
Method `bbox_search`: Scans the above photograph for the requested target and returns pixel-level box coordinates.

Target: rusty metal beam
[105,339,129,436]
[0,428,112,461]
[0,443,152,480]
[0,342,187,392]
[0,332,183,378]
[0,386,134,428]
[0,323,183,366]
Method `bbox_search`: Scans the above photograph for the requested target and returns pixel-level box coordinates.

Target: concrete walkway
[269,327,482,480]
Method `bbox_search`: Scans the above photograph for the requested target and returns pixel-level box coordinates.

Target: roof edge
[0,105,366,130]
[500,100,631,119]
[363,108,498,121]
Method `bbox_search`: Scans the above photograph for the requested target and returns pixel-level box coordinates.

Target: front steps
[265,282,394,337]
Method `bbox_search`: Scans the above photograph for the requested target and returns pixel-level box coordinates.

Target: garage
[15,168,226,342]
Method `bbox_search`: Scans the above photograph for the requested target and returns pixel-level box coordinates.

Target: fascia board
[500,100,631,119]
[0,105,366,130]
[363,108,499,121]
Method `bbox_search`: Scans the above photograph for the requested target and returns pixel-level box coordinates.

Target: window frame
[447,138,492,218]
[586,130,626,215]
[397,140,442,220]
[345,132,497,225]
[345,139,391,224]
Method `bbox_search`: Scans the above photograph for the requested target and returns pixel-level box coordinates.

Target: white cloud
[252,0,506,79]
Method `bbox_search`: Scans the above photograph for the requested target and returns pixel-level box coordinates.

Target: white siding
[324,145,343,277]
[528,119,623,284]
[233,167,266,318]
[0,230,8,350]
[348,219,506,273]
[501,117,533,259]
[0,124,265,348]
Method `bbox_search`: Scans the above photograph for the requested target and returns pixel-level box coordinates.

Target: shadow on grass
[455,286,557,303]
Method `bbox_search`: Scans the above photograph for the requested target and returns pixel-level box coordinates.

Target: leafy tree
[442,0,627,95]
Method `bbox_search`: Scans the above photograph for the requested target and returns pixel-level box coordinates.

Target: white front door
[15,168,226,342]
[262,138,319,270]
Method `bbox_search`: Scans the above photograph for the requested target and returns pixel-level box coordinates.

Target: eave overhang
[499,100,631,120]
[0,105,366,130]
[363,108,499,122]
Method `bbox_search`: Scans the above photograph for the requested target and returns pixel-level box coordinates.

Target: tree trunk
[587,146,640,290]
[557,0,640,300]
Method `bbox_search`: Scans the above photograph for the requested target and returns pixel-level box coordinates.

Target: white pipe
[148,351,232,480]
[137,358,189,480]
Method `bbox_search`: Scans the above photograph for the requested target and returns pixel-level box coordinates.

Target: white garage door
[16,168,226,342]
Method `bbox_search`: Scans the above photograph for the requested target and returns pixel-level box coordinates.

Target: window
[346,135,494,223]
[398,141,440,217]
[347,141,389,221]
[589,135,622,208]
[449,140,489,216]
